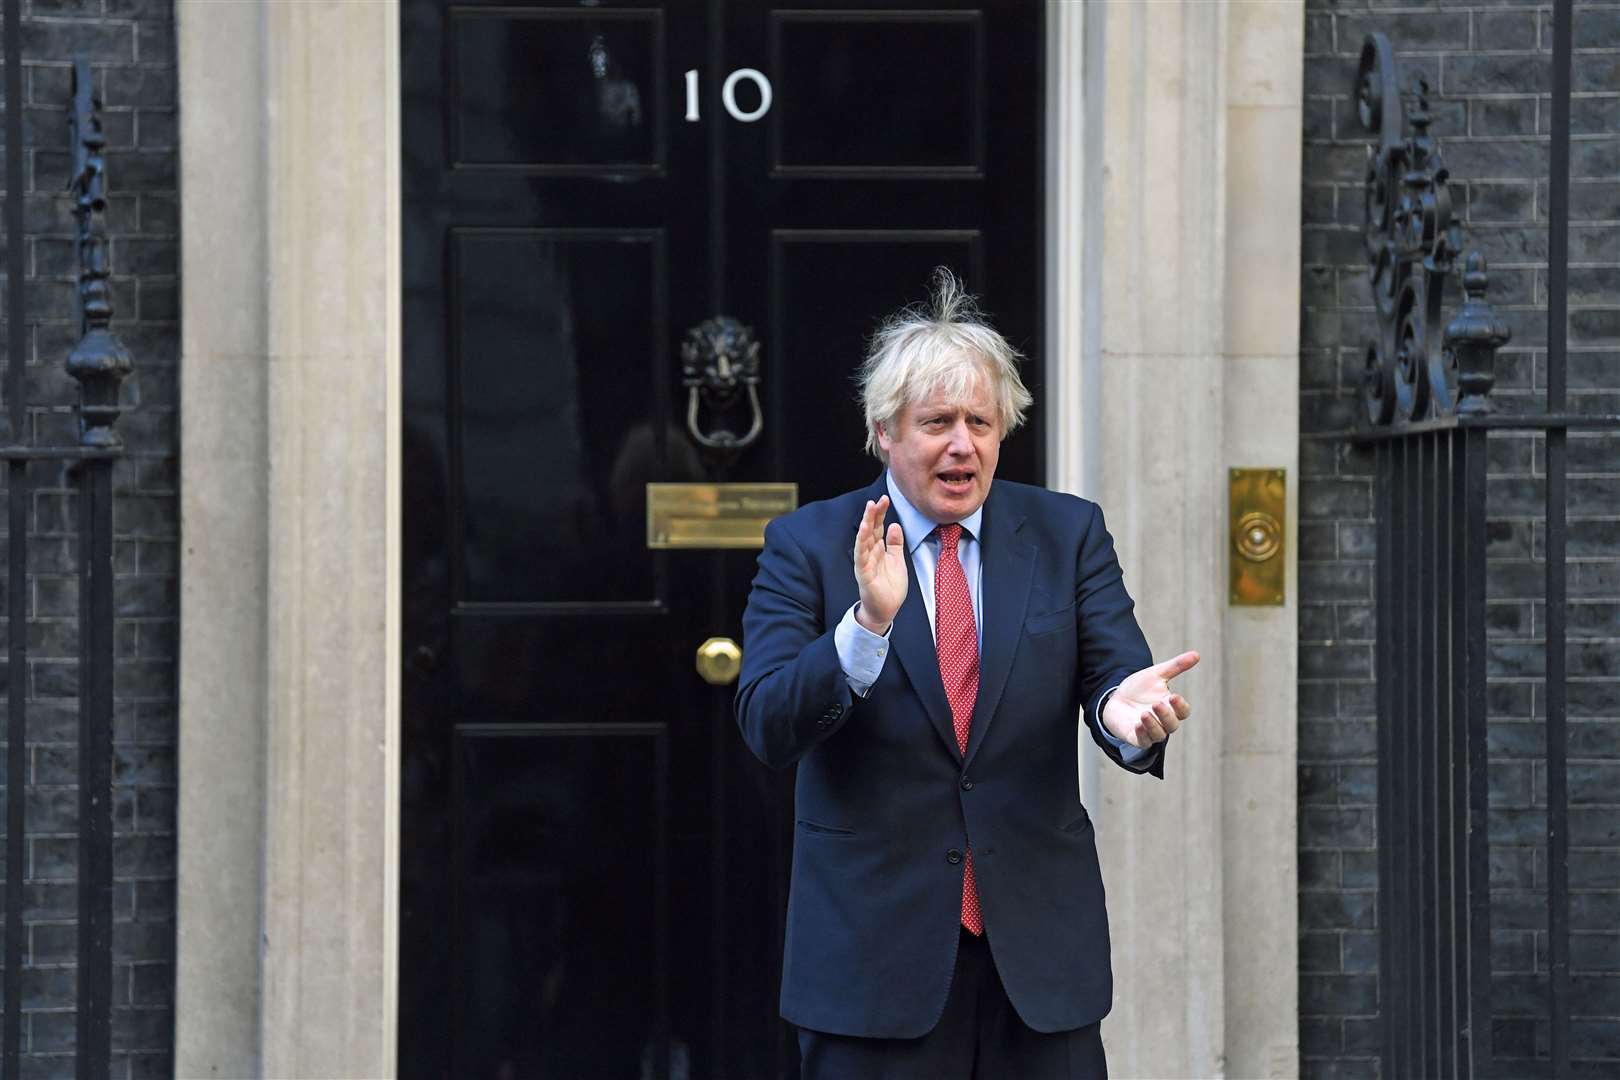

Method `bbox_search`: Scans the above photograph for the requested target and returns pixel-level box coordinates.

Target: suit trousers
[796,929,1108,1080]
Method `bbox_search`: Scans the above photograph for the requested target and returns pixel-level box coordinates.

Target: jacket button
[816,718,830,729]
[960,777,974,791]
[946,848,963,865]
[829,703,844,718]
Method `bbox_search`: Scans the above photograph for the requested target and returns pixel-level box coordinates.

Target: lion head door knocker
[681,316,763,453]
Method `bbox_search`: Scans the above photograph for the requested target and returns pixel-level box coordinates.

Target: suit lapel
[880,496,961,761]
[964,491,1033,769]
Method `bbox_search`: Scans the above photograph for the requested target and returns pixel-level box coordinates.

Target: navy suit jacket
[735,475,1163,1039]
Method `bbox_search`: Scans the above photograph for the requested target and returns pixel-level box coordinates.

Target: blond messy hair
[857,268,1033,463]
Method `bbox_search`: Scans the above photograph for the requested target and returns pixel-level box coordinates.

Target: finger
[854,502,875,558]
[885,521,905,553]
[874,497,893,546]
[1151,699,1179,737]
[865,498,883,538]
[1138,709,1166,744]
[863,497,889,547]
[1168,693,1191,721]
[1153,651,1201,682]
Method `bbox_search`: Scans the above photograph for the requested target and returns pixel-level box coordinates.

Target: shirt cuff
[1096,685,1152,764]
[834,602,891,697]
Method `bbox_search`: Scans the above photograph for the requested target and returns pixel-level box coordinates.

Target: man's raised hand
[852,496,908,634]
[1101,651,1200,750]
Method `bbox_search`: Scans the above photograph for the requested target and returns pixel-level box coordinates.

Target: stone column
[1088,2,1302,1076]
[176,1,401,1075]
[175,1,268,1073]
[1220,2,1306,1076]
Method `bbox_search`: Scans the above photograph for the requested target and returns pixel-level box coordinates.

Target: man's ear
[875,419,894,455]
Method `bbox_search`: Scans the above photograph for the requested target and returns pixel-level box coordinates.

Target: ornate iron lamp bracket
[1356,33,1508,428]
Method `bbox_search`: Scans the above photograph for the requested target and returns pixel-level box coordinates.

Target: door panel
[451,725,668,1077]
[402,2,1043,1076]
[769,11,983,175]
[449,9,668,173]
[450,228,666,603]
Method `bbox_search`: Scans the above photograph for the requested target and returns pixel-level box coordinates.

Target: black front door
[400,2,1043,1076]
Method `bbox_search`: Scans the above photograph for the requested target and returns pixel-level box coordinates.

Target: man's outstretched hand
[852,496,908,635]
[1101,651,1200,750]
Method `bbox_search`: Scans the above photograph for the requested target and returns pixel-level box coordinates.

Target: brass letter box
[647,483,798,549]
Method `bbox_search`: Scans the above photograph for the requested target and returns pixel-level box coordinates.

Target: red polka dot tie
[934,524,983,936]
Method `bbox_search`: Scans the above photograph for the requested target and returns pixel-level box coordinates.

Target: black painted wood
[399,3,1043,1076]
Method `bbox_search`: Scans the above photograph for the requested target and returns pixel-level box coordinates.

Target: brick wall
[3,0,176,1075]
[1301,2,1619,1077]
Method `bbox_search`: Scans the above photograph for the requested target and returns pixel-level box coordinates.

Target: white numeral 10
[685,68,773,123]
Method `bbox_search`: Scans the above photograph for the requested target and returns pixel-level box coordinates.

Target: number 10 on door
[685,68,774,123]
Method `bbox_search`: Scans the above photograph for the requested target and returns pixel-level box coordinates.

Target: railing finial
[1446,253,1511,416]
[65,58,133,449]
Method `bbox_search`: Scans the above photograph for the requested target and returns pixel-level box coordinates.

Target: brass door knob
[696,637,742,686]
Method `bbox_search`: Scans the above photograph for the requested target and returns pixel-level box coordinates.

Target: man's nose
[946,421,974,455]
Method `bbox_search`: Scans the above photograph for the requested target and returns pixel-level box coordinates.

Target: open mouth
[937,470,975,490]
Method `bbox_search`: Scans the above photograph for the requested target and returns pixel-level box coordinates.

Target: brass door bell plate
[1229,468,1286,606]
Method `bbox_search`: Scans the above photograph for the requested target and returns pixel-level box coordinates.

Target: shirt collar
[884,470,984,555]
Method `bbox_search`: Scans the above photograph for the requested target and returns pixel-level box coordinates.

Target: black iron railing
[1346,4,1620,1076]
[0,34,131,1076]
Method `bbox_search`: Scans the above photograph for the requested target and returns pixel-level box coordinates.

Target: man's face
[877,375,1002,524]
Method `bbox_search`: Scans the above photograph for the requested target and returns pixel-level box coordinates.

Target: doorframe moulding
[1044,0,1106,820]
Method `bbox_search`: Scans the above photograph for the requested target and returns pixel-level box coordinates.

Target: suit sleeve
[1074,503,1167,778]
[734,517,860,770]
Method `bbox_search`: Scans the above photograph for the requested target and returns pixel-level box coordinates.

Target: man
[735,271,1198,1078]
